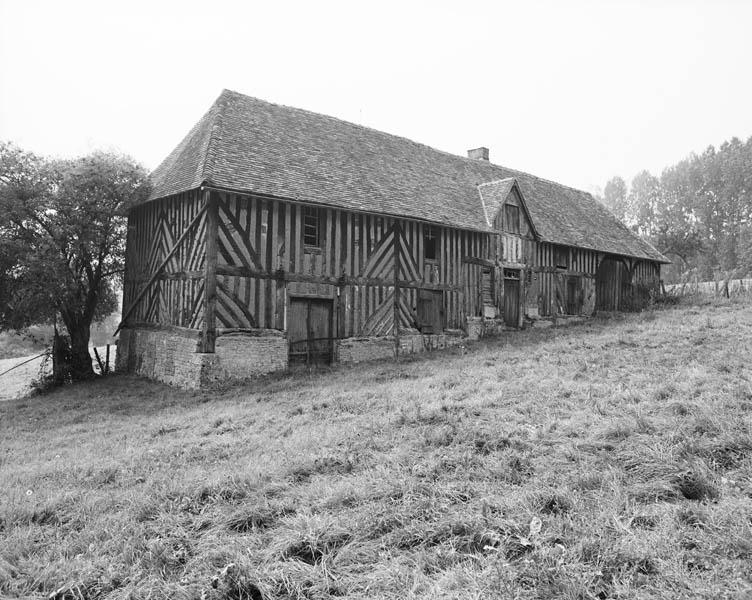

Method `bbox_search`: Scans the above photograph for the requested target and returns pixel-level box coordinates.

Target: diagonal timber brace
[115,205,207,336]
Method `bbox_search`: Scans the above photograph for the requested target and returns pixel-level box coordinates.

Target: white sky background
[1,0,751,194]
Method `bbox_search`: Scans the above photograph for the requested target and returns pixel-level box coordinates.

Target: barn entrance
[288,297,334,365]
[503,269,521,327]
[596,258,631,312]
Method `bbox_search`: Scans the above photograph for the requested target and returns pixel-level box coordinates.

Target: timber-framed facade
[117,90,668,388]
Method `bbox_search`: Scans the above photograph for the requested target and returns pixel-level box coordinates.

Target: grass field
[1,301,751,599]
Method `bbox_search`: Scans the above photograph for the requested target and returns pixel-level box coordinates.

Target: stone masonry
[336,331,465,364]
[118,326,466,389]
[117,327,288,389]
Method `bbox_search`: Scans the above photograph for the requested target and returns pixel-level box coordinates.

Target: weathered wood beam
[215,264,462,291]
[127,321,202,338]
[216,327,285,337]
[200,190,219,353]
[394,221,401,355]
[533,266,596,278]
[115,205,206,335]
[398,280,460,292]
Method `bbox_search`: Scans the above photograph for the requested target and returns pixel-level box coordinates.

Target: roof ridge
[200,94,227,185]
[220,90,523,180]
[146,88,669,264]
[497,165,599,196]
[221,89,600,196]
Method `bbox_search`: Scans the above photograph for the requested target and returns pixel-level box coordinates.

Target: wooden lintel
[397,280,460,292]
[216,327,285,337]
[123,321,201,339]
[534,266,595,278]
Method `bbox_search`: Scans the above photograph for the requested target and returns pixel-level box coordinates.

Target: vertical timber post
[393,222,401,359]
[200,188,219,353]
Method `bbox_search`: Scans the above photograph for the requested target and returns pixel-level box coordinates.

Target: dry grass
[1,300,752,599]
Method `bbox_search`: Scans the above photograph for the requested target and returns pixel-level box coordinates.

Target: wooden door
[308,300,333,360]
[503,270,520,327]
[288,297,333,365]
[417,289,444,334]
[566,276,581,315]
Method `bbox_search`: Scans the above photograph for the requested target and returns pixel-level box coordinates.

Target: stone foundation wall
[117,327,288,389]
[214,332,288,381]
[116,327,204,388]
[119,327,466,388]
[336,336,394,364]
[336,331,465,364]
[465,317,515,339]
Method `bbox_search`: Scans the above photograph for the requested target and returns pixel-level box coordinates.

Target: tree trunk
[52,326,72,385]
[66,320,95,380]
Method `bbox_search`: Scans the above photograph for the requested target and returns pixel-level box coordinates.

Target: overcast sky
[1,0,751,194]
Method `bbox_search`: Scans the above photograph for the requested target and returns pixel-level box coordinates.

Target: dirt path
[0,346,117,401]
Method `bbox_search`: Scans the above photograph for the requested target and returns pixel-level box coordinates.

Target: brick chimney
[467,147,489,161]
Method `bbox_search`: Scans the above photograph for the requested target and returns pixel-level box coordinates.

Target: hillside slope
[1,302,751,599]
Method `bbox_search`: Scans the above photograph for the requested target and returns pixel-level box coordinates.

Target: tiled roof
[147,90,669,263]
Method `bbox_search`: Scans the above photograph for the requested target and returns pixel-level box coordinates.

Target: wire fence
[664,278,752,298]
[0,345,116,381]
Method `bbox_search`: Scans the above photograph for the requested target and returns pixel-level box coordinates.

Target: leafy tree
[655,157,704,273]
[0,142,149,380]
[602,134,752,283]
[602,176,629,223]
[628,170,661,237]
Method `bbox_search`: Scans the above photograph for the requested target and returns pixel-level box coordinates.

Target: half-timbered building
[117,90,668,388]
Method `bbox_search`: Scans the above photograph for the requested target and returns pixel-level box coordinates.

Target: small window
[504,203,520,234]
[303,207,320,248]
[554,246,568,270]
[424,226,438,260]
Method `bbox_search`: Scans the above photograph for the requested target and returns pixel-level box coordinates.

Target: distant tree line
[598,136,752,284]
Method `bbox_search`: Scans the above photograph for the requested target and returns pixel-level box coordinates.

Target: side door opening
[416,289,445,334]
[288,297,334,365]
[503,269,520,327]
